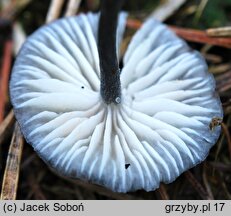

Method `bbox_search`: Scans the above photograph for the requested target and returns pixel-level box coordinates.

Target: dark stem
[98,0,124,104]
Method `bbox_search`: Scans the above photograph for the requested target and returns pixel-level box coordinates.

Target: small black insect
[125,164,130,169]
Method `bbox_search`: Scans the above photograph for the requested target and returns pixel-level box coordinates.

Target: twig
[0,110,15,146]
[46,0,65,23]
[126,19,231,49]
[184,171,211,200]
[0,40,13,123]
[0,123,24,200]
[169,26,231,49]
[150,0,187,21]
[65,0,81,17]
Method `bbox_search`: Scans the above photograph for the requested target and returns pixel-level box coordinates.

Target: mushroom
[10,0,223,193]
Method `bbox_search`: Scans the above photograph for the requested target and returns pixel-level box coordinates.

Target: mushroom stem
[98,0,124,104]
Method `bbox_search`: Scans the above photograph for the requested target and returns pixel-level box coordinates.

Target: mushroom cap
[10,12,223,192]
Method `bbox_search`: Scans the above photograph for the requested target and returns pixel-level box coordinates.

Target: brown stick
[170,26,231,49]
[126,18,231,49]
[0,40,13,122]
[0,123,24,200]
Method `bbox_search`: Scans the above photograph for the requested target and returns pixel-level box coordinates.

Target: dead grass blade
[207,27,231,37]
[150,0,187,21]
[65,0,81,17]
[0,122,24,200]
[0,110,15,146]
[12,22,26,56]
[46,0,65,23]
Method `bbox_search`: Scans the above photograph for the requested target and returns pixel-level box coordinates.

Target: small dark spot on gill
[81,86,84,89]
[125,164,130,169]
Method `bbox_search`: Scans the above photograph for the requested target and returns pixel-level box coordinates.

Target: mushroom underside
[10,12,223,192]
